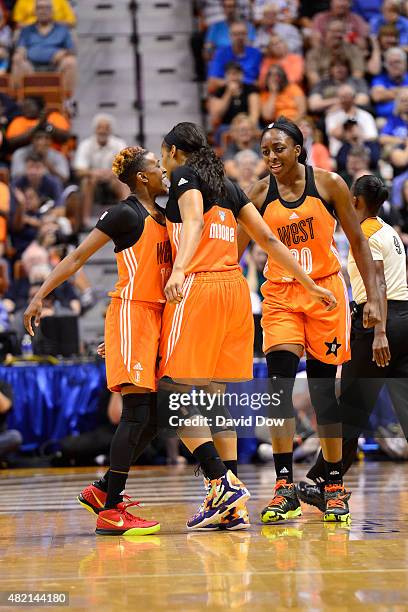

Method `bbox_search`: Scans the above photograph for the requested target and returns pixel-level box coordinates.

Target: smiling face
[140,152,168,197]
[261,129,300,178]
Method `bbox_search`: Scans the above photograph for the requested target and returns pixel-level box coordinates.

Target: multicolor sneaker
[261,480,302,523]
[191,477,250,531]
[187,470,250,530]
[296,480,325,512]
[77,482,134,515]
[95,500,160,536]
[218,505,250,530]
[323,484,351,523]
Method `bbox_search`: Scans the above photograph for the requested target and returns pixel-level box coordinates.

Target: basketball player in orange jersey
[158,121,337,530]
[24,146,170,536]
[237,117,381,524]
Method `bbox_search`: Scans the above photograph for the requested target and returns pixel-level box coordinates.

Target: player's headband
[163,129,203,153]
[263,121,303,147]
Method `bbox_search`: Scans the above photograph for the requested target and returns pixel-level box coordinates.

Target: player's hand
[372,332,391,368]
[309,284,337,311]
[97,342,106,358]
[23,298,43,336]
[363,299,381,328]
[164,269,185,304]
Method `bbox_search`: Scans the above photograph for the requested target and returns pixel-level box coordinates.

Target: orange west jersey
[261,165,341,283]
[166,166,250,274]
[96,195,172,303]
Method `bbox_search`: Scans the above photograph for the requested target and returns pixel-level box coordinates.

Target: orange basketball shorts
[261,271,351,365]
[159,269,254,382]
[105,297,163,392]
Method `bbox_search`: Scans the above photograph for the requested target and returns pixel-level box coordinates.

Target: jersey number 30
[290,247,313,275]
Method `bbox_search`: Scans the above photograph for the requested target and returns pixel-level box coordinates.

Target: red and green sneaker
[96,500,160,536]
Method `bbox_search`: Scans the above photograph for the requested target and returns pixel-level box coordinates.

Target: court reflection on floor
[0,464,408,609]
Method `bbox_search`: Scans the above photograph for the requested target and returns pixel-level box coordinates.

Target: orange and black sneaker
[95,500,160,536]
[323,484,351,523]
[261,480,302,523]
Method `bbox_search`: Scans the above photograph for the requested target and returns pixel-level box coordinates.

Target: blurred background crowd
[0,0,406,468]
[191,0,408,315]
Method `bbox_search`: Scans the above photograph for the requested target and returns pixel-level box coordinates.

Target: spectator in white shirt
[325,83,378,156]
[74,114,128,229]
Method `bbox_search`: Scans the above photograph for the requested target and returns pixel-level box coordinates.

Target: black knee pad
[121,393,150,445]
[306,359,340,426]
[157,381,203,432]
[110,393,151,471]
[266,350,300,419]
[266,350,300,379]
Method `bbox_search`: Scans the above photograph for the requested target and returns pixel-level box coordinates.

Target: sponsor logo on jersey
[209,223,235,242]
[157,239,172,264]
[219,210,226,222]
[178,177,188,186]
[277,217,315,247]
[289,212,299,220]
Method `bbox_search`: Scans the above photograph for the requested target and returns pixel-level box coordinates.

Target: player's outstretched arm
[237,178,268,260]
[324,171,381,328]
[238,202,337,310]
[23,229,110,336]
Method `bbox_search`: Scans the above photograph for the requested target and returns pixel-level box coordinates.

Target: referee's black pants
[307,300,408,482]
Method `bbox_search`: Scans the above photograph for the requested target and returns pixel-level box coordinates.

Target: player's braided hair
[353,175,389,214]
[112,146,148,189]
[163,122,225,200]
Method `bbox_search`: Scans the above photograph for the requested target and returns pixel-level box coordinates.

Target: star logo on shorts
[325,337,341,357]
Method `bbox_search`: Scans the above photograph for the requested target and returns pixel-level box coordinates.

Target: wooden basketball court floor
[0,463,407,611]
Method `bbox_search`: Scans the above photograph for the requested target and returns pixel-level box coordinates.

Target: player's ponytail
[186,145,226,200]
[353,175,389,214]
[163,122,225,200]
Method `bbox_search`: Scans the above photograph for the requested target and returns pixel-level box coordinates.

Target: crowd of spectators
[193,0,408,304]
[0,1,130,363]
